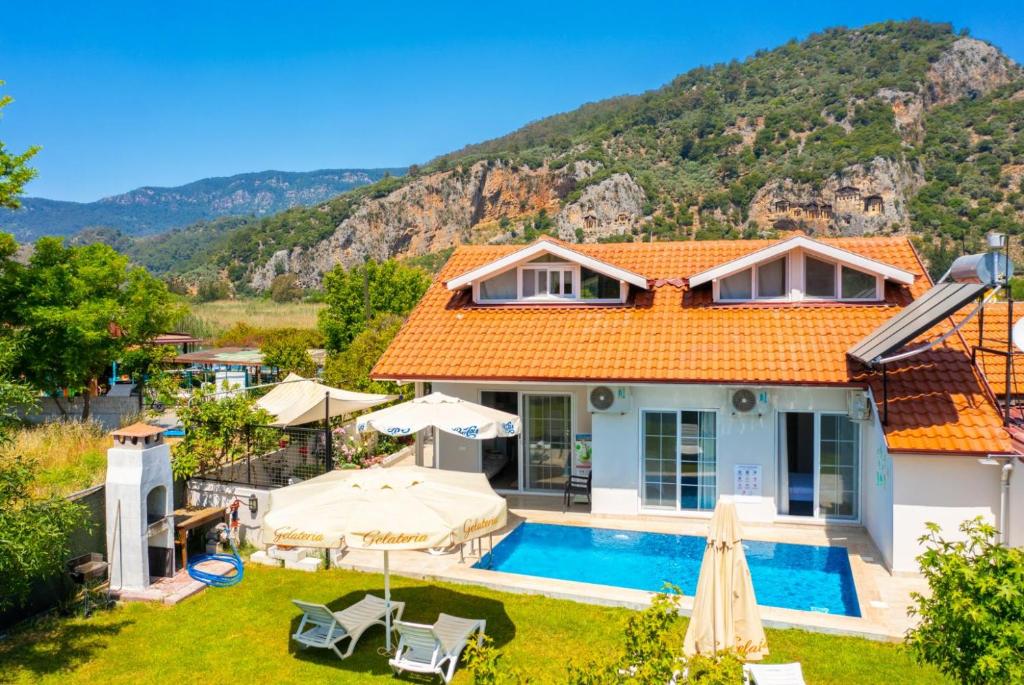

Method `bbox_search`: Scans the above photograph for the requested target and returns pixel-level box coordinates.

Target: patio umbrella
[683,500,768,661]
[256,373,394,427]
[262,465,507,650]
[356,392,521,468]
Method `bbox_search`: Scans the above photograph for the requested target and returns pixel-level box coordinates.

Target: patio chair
[562,469,592,512]
[388,613,486,684]
[291,594,405,659]
[743,663,806,685]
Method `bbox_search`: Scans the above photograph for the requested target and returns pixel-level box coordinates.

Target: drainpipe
[980,455,1015,544]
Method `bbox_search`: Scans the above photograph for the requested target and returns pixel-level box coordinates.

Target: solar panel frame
[847,282,988,366]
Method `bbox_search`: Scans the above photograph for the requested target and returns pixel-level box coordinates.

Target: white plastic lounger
[744,663,807,685]
[291,595,405,659]
[388,613,486,684]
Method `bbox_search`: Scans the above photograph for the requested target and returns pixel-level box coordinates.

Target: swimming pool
[475,522,860,617]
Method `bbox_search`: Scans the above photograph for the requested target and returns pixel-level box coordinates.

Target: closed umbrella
[683,500,767,661]
[262,465,507,650]
[356,392,521,468]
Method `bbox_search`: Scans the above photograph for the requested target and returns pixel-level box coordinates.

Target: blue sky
[1,2,1021,202]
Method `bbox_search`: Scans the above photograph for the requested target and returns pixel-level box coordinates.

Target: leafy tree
[171,386,276,479]
[195,277,231,302]
[0,456,90,611]
[118,344,179,415]
[8,237,184,420]
[269,273,304,303]
[261,328,317,380]
[0,82,39,209]
[906,517,1024,684]
[322,313,408,395]
[318,260,430,352]
[0,339,88,611]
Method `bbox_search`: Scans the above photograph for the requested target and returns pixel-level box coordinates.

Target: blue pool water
[475,523,860,617]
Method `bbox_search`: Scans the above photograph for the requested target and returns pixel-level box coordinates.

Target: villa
[373,234,1024,574]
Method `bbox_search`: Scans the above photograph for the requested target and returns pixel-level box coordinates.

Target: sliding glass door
[523,394,572,491]
[777,412,860,520]
[642,409,717,512]
[818,414,859,519]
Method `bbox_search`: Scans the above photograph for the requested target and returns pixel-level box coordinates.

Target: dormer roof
[687,235,916,288]
[445,237,649,291]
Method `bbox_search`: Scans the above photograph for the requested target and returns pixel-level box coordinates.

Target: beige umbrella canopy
[683,500,768,661]
[262,465,507,650]
[255,373,394,428]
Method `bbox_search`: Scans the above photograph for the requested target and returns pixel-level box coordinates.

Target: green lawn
[0,565,947,684]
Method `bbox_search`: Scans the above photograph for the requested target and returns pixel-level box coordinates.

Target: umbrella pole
[433,425,439,469]
[384,550,392,652]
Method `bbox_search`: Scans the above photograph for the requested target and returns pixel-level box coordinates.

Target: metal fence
[198,425,332,489]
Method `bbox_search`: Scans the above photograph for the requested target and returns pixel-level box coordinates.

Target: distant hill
[49,21,1024,290]
[1,168,406,241]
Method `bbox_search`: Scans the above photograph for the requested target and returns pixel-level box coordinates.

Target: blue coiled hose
[186,538,244,587]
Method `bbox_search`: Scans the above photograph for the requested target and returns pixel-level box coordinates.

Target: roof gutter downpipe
[981,454,1015,545]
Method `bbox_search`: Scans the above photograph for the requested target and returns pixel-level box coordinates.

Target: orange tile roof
[374,237,1013,455]
[954,302,1024,397]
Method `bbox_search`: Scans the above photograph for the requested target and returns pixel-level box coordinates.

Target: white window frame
[774,410,862,524]
[712,250,882,303]
[472,262,628,304]
[638,406,720,515]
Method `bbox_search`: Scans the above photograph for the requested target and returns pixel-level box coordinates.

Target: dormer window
[691,236,913,304]
[477,259,623,303]
[718,257,788,301]
[804,256,836,298]
[447,238,649,305]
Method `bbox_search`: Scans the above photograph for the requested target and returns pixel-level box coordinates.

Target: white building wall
[594,384,859,523]
[891,454,1001,573]
[431,381,589,476]
[1010,458,1024,549]
[859,396,894,570]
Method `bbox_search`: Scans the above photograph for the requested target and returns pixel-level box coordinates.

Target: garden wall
[19,396,140,430]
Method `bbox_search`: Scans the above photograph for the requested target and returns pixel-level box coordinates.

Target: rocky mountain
[123,21,1024,288]
[1,167,405,241]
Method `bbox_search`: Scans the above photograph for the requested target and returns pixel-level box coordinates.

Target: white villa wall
[431,382,590,477]
[859,400,894,570]
[593,384,858,522]
[1010,458,1024,549]
[891,454,1001,573]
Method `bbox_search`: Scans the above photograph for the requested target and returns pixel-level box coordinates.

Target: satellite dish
[1013,317,1024,353]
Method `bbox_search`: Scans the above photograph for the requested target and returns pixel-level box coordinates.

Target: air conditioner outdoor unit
[728,388,770,417]
[847,389,872,422]
[588,386,632,414]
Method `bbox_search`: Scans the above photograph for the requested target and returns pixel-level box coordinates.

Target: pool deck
[324,493,926,642]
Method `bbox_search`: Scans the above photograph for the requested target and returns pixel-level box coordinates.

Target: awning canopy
[847,282,988,366]
[255,373,395,427]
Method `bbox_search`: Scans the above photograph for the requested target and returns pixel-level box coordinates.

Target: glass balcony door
[523,394,572,491]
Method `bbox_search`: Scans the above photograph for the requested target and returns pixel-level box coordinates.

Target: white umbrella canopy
[356,391,521,441]
[683,500,768,661]
[263,465,507,549]
[256,373,394,427]
[262,465,507,651]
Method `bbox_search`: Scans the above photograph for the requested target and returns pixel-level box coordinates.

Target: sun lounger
[388,613,486,683]
[291,595,405,659]
[744,663,806,685]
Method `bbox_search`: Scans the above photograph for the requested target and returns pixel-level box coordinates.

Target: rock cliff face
[556,173,646,242]
[749,157,924,236]
[926,38,1017,106]
[251,160,595,289]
